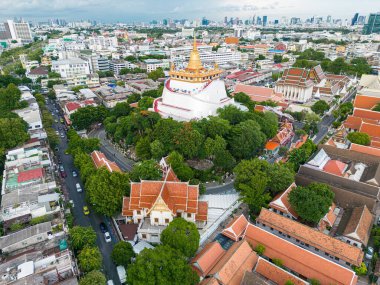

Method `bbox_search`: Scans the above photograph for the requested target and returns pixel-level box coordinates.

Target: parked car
[365,247,374,260]
[68,200,74,208]
[72,170,78,177]
[104,232,112,243]
[75,183,82,193]
[107,280,114,285]
[83,206,90,215]
[59,165,64,172]
[99,222,107,233]
[60,133,65,138]
[60,170,67,178]
[377,216,380,226]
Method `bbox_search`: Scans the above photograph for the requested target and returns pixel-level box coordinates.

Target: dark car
[99,222,108,233]
[60,170,67,178]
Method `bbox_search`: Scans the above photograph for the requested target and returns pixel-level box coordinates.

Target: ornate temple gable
[149,195,173,214]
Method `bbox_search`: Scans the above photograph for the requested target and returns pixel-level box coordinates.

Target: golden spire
[186,33,203,71]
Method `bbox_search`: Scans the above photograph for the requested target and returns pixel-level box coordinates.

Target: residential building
[142,59,170,72]
[264,120,294,156]
[87,36,118,50]
[109,60,136,75]
[0,249,77,285]
[1,20,33,43]
[95,85,132,108]
[51,58,90,78]
[63,99,97,116]
[122,165,208,243]
[26,66,49,83]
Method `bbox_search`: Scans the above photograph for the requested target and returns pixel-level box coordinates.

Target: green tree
[136,136,152,160]
[285,281,295,285]
[111,241,135,267]
[130,159,162,181]
[174,123,204,159]
[229,120,266,160]
[166,151,194,181]
[217,105,249,125]
[161,218,200,258]
[0,118,29,149]
[150,139,165,160]
[138,96,154,110]
[70,106,109,130]
[152,118,182,153]
[85,168,130,216]
[287,139,317,171]
[193,116,231,139]
[69,226,97,251]
[127,245,199,285]
[289,183,334,224]
[311,100,329,115]
[111,102,132,118]
[78,247,103,273]
[0,83,22,111]
[79,271,106,285]
[267,163,295,195]
[374,103,380,112]
[347,132,371,146]
[148,67,165,81]
[238,174,271,214]
[255,244,265,255]
[273,54,283,63]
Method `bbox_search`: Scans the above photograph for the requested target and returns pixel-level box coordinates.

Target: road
[47,101,121,285]
[312,87,357,144]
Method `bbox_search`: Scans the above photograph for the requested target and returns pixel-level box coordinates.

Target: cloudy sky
[0,0,375,23]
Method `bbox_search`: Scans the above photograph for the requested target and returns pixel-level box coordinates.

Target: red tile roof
[17,168,44,183]
[233,84,283,102]
[65,102,81,112]
[244,224,358,285]
[91,150,122,173]
[208,240,258,285]
[221,214,249,241]
[257,208,364,266]
[269,182,299,219]
[191,242,225,277]
[265,141,280,151]
[350,144,380,157]
[323,159,347,176]
[360,123,380,142]
[343,205,373,246]
[122,167,207,222]
[354,94,380,109]
[353,108,380,121]
[255,258,307,285]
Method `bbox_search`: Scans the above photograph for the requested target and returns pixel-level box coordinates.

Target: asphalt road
[47,101,121,285]
[313,87,357,144]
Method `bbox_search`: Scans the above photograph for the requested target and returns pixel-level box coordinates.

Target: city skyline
[0,0,376,23]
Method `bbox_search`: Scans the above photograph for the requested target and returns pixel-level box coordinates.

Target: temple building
[153,38,244,121]
[121,160,208,243]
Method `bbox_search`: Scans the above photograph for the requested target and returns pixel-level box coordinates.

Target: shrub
[352,262,367,276]
[254,244,265,255]
[272,258,284,268]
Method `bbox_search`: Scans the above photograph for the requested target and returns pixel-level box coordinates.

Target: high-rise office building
[0,20,32,43]
[327,15,332,23]
[363,13,380,35]
[358,16,366,25]
[263,16,268,26]
[256,16,262,26]
[351,13,359,26]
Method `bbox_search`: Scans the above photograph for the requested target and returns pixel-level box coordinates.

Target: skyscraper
[263,16,268,27]
[363,13,380,35]
[351,13,359,26]
[327,15,332,23]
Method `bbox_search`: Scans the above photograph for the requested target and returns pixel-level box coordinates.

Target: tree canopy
[85,167,130,216]
[127,245,199,285]
[288,182,334,224]
[311,100,329,115]
[69,226,97,251]
[78,246,103,273]
[70,105,109,130]
[347,132,371,146]
[161,218,200,258]
[79,271,106,285]
[130,159,163,182]
[111,241,136,268]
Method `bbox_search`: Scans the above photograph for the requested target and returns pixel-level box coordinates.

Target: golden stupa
[169,36,222,83]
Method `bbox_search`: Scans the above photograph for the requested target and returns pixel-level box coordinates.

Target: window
[279,231,282,235]
[305,244,309,248]
[270,227,274,231]
[142,234,147,239]
[296,239,299,243]
[136,210,141,215]
[187,213,191,218]
[165,219,169,224]
[335,257,339,261]
[346,262,351,266]
[287,235,290,238]
[154,218,159,223]
[353,243,358,247]
[315,248,319,252]
[177,212,181,217]
[325,252,329,256]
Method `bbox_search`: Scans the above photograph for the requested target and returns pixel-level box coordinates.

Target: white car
[366,247,374,260]
[104,232,112,243]
[75,183,82,193]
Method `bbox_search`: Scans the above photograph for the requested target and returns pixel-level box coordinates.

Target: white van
[76,183,82,192]
[107,281,114,285]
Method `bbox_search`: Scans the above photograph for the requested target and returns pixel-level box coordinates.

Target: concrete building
[51,58,90,78]
[142,59,170,72]
[0,20,33,43]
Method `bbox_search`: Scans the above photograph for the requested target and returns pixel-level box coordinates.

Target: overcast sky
[0,0,376,23]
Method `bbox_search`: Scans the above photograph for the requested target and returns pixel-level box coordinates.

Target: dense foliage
[127,245,199,285]
[288,182,334,224]
[79,271,106,285]
[111,241,136,268]
[161,218,200,258]
[347,132,371,146]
